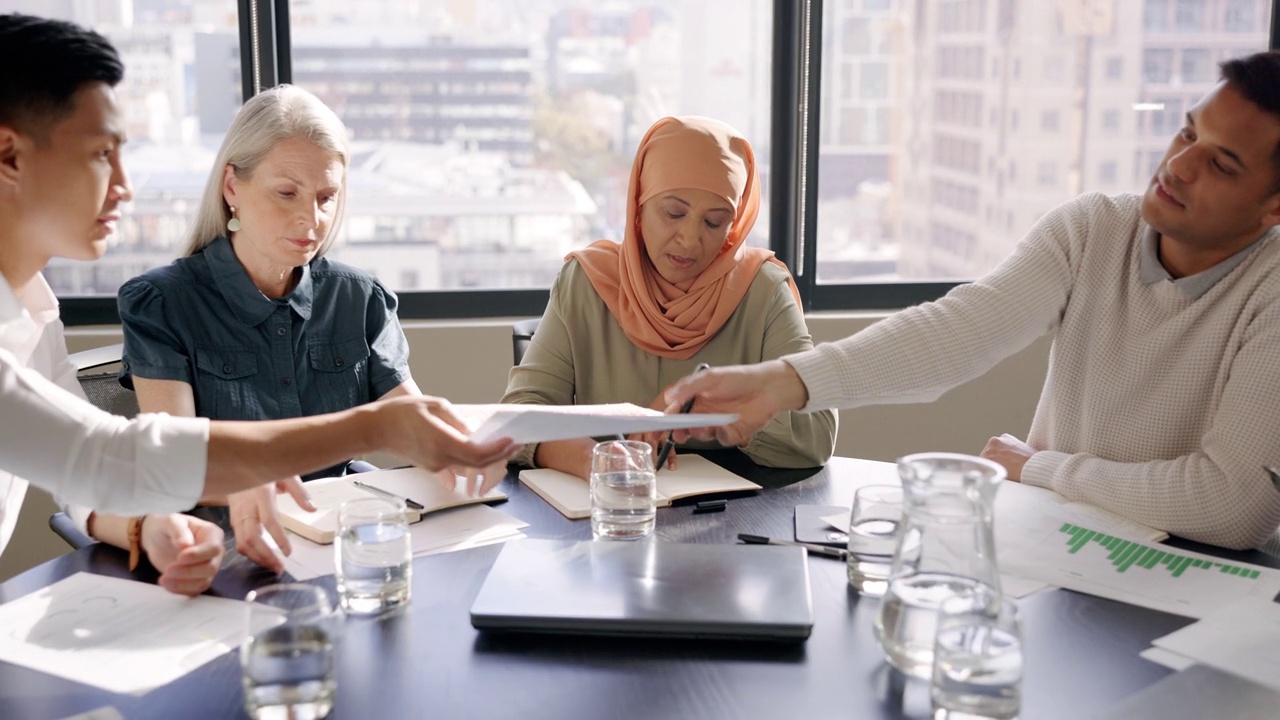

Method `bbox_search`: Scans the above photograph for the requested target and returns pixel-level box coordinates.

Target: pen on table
[353,481,426,511]
[655,362,711,471]
[737,533,848,560]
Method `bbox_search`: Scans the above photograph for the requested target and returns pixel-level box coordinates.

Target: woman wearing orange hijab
[501,116,836,479]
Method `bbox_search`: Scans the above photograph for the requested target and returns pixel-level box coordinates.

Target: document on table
[1150,597,1280,691]
[0,573,247,695]
[998,519,1280,619]
[451,402,738,444]
[278,504,529,581]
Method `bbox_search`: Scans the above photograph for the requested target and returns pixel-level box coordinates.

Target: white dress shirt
[0,272,209,557]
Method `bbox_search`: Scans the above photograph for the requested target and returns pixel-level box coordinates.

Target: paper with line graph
[999,521,1280,619]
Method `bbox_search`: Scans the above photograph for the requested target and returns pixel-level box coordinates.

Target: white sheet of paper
[1151,598,1280,691]
[453,402,738,444]
[0,573,247,695]
[1140,646,1197,671]
[999,521,1280,619]
[277,504,529,581]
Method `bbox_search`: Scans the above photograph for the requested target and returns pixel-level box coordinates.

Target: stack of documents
[1142,597,1280,695]
[276,504,529,582]
[0,573,247,695]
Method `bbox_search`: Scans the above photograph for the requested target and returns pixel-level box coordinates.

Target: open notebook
[277,466,506,543]
[518,454,761,520]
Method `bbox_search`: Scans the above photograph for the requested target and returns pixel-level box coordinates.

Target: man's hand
[664,360,809,447]
[140,514,226,597]
[378,396,519,494]
[980,433,1036,482]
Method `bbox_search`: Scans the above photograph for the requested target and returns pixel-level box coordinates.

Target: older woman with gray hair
[78,85,432,577]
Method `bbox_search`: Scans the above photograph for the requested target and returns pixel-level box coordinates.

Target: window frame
[58,0,1280,325]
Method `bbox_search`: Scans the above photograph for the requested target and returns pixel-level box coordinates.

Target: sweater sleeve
[499,265,578,467]
[1021,296,1280,550]
[784,196,1084,412]
[740,275,837,469]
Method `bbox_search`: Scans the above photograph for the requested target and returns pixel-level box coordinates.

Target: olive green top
[502,259,837,469]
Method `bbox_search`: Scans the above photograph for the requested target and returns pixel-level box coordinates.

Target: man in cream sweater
[668,51,1280,552]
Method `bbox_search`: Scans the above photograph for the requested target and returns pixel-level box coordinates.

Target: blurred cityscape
[1,0,1269,295]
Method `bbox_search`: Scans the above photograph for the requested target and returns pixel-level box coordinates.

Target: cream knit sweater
[787,193,1280,550]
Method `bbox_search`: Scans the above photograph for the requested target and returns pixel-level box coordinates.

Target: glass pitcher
[874,452,1005,678]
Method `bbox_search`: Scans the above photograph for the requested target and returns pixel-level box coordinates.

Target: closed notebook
[517,454,761,520]
[277,467,506,544]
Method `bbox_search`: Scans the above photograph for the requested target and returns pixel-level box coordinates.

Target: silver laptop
[469,538,813,641]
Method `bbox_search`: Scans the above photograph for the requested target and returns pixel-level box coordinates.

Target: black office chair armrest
[49,511,95,550]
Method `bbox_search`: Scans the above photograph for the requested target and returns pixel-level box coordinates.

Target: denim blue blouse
[119,236,412,422]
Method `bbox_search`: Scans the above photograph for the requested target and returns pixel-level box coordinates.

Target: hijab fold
[568,116,801,361]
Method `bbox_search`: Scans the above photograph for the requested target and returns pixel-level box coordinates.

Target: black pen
[353,481,426,511]
[737,533,848,560]
[656,362,710,471]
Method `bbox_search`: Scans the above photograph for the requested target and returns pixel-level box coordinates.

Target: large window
[814,0,1271,289]
[7,1,1278,319]
[290,0,772,292]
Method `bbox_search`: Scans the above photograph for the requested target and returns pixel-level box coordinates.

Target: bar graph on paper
[1058,523,1264,580]
[999,522,1280,619]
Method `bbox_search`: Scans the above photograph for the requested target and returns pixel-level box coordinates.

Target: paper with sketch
[452,402,738,444]
[0,573,247,695]
[278,504,528,581]
[1152,598,1280,691]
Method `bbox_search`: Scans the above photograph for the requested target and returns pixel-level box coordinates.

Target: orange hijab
[568,116,801,361]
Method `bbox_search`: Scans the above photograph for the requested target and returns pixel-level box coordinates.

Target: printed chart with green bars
[1058,523,1263,580]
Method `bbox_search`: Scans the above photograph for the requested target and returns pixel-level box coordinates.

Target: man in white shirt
[667,51,1280,551]
[0,13,518,592]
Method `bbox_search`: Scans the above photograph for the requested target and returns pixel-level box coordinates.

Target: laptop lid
[470,539,813,641]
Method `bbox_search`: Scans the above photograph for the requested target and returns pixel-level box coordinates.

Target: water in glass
[336,515,411,615]
[243,623,335,720]
[590,440,656,540]
[591,469,657,539]
[846,484,903,595]
[932,620,1022,719]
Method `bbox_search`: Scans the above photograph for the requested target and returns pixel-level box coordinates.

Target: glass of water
[931,594,1023,720]
[846,484,904,595]
[590,440,657,540]
[242,583,337,720]
[334,496,412,615]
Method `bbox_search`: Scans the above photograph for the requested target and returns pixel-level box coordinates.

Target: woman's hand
[140,514,226,596]
[226,479,312,573]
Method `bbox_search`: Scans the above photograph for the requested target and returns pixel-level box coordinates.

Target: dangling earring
[227,206,241,233]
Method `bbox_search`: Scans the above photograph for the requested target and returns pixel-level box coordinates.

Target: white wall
[0,315,1051,582]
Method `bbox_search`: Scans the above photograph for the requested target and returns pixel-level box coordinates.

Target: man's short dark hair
[1221,51,1280,193]
[0,13,124,138]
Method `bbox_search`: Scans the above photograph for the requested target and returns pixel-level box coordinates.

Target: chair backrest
[70,343,139,418]
[512,318,540,366]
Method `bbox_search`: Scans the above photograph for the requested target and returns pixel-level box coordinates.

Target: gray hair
[183,84,350,257]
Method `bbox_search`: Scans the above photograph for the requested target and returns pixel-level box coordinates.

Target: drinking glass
[241,583,337,720]
[846,484,904,595]
[931,594,1023,720]
[334,496,412,615]
[590,440,657,540]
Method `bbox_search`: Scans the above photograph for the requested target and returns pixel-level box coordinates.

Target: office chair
[49,343,134,550]
[511,318,540,366]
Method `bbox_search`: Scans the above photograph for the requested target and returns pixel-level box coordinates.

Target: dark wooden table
[1,454,1275,720]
